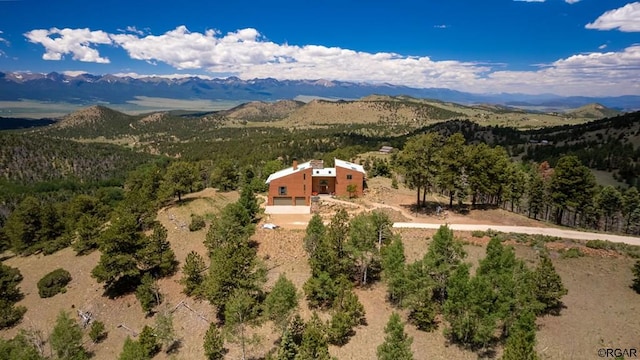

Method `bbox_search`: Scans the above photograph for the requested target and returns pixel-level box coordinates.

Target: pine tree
[376,312,414,360]
[276,329,298,360]
[381,237,408,304]
[224,288,261,360]
[118,337,147,360]
[138,325,160,358]
[0,330,46,360]
[238,185,260,222]
[532,254,567,314]
[180,251,207,297]
[136,273,162,314]
[88,320,107,344]
[203,322,225,360]
[137,222,178,277]
[304,214,326,258]
[49,311,89,360]
[154,312,178,353]
[295,313,332,360]
[264,274,299,333]
[0,263,24,304]
[501,311,539,360]
[631,261,640,294]
[423,225,466,304]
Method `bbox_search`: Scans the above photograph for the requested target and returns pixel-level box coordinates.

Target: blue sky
[0,0,639,96]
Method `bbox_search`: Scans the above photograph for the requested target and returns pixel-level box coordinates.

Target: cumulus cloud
[23,25,640,96]
[24,27,112,63]
[586,2,640,32]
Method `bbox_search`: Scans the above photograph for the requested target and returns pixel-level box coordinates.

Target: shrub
[585,240,613,250]
[471,230,485,238]
[560,248,584,259]
[89,320,107,343]
[189,214,206,232]
[37,268,71,298]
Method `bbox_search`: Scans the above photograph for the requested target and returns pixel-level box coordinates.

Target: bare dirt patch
[3,186,639,360]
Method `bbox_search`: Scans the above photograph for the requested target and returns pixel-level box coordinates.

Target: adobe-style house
[265,158,366,206]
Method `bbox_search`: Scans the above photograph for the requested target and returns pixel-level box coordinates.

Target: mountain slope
[1,71,639,111]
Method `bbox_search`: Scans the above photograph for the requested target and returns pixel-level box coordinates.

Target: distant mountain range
[1,71,639,111]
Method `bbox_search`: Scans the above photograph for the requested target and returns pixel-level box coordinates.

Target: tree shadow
[102,275,141,299]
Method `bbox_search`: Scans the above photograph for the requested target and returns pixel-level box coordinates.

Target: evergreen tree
[295,313,332,360]
[238,185,260,222]
[304,214,326,258]
[622,187,640,233]
[376,312,414,360]
[0,330,46,360]
[92,211,145,294]
[526,167,546,220]
[180,251,207,297]
[161,161,197,202]
[136,273,162,314]
[532,254,567,314]
[393,132,443,208]
[154,312,178,353]
[501,311,539,360]
[203,323,225,360]
[403,257,437,331]
[204,202,254,254]
[49,311,89,360]
[211,159,239,191]
[224,288,261,360]
[205,230,265,313]
[548,156,597,225]
[88,320,107,344]
[138,325,160,358]
[632,261,640,294]
[437,133,468,208]
[118,337,148,360]
[596,186,623,231]
[347,212,382,285]
[443,264,497,349]
[275,328,299,360]
[381,237,408,304]
[4,196,63,254]
[137,222,178,277]
[0,263,26,329]
[264,274,299,333]
[423,225,466,304]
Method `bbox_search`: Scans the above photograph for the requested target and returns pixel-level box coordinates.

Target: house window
[278,186,287,195]
[347,174,353,180]
[303,173,306,180]
[303,185,306,193]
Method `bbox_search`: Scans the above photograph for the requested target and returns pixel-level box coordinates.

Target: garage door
[295,197,306,206]
[272,197,292,205]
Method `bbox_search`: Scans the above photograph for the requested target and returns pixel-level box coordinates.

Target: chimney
[292,158,298,170]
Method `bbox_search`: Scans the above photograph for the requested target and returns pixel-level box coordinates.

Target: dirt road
[393,222,640,246]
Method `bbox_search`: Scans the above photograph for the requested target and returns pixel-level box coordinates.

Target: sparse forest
[0,100,639,359]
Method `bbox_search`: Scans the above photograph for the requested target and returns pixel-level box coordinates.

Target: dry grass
[2,187,639,360]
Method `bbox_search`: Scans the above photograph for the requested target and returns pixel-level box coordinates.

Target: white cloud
[23,25,640,96]
[586,2,640,32]
[565,0,581,3]
[24,27,112,63]
[434,25,448,29]
[598,44,607,50]
[514,0,545,2]
[0,30,9,46]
